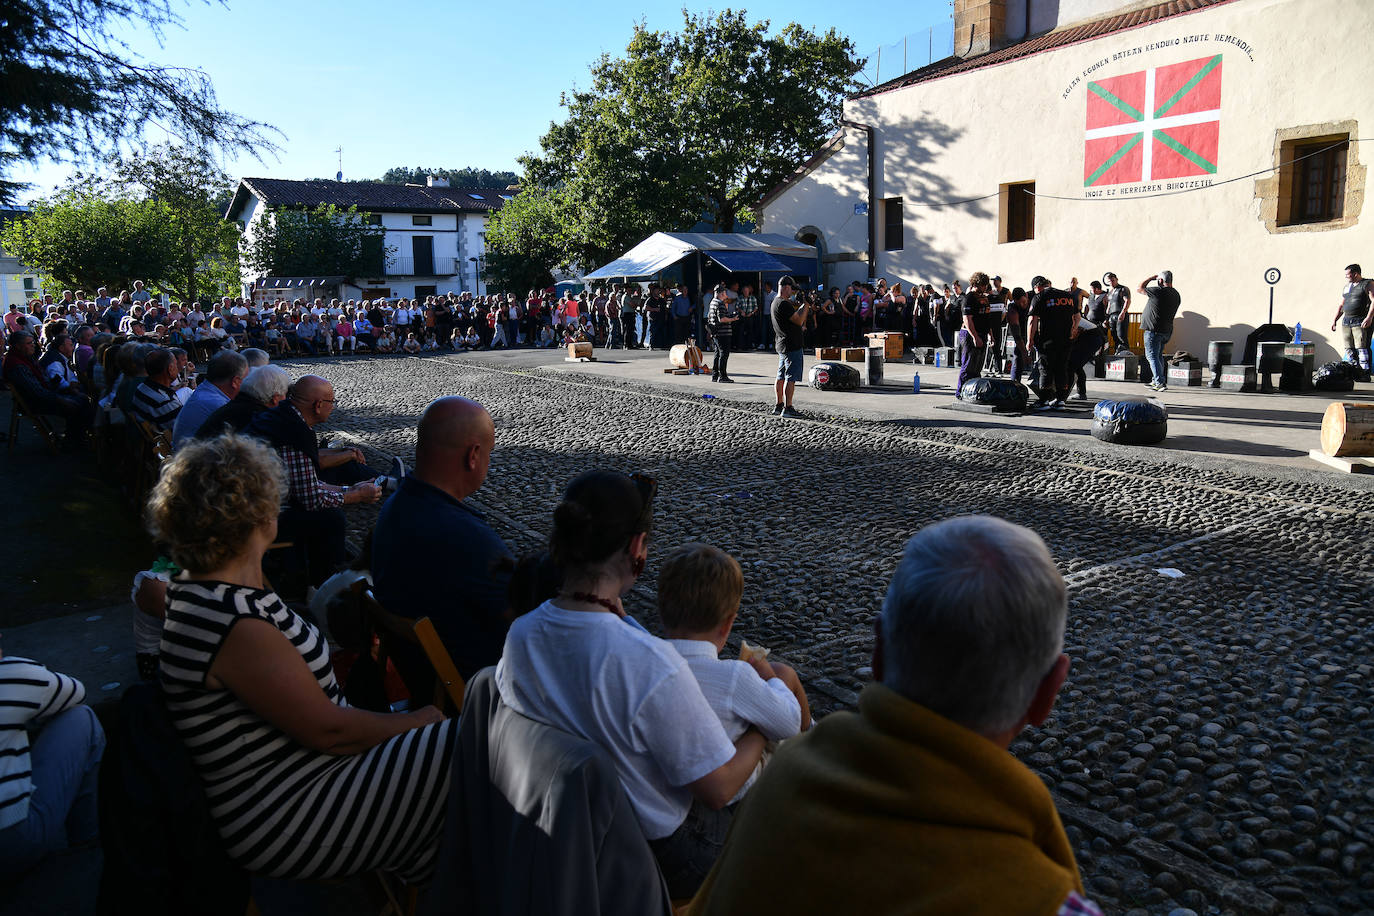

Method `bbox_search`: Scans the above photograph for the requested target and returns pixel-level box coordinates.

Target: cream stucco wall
[766,0,1372,362]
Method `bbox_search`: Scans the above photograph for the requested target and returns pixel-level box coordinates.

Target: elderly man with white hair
[193,364,291,441]
[688,515,1098,916]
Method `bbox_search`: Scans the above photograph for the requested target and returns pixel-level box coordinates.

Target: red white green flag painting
[1084,54,1222,187]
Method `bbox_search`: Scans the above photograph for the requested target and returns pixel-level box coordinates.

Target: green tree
[483,187,575,293]
[240,204,390,279]
[375,167,519,189]
[521,10,862,268]
[1,0,277,201]
[95,144,240,301]
[0,192,180,292]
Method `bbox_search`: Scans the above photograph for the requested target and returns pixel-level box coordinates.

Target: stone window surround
[1255,121,1364,234]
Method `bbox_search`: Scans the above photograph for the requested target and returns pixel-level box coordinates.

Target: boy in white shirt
[659,543,810,802]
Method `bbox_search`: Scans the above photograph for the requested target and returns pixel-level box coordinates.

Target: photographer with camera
[771,276,814,419]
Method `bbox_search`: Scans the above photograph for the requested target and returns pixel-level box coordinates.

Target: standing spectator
[170,350,248,450]
[707,285,738,384]
[1138,270,1180,391]
[1028,277,1080,409]
[373,397,512,683]
[685,516,1096,916]
[671,284,694,344]
[129,280,152,305]
[1007,287,1031,383]
[1105,273,1132,354]
[957,273,991,394]
[770,277,813,419]
[0,639,105,879]
[1331,263,1373,372]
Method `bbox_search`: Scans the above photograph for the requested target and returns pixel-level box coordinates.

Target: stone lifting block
[1167,363,1203,387]
[842,347,868,363]
[933,347,955,367]
[1281,342,1316,392]
[1106,353,1139,381]
[1220,365,1257,392]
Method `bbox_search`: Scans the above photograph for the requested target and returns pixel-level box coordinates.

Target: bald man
[372,396,513,683]
[246,374,400,587]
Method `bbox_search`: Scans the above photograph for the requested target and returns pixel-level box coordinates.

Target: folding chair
[357,584,466,715]
[6,385,60,455]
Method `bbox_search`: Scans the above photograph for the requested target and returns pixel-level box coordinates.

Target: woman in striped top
[148,434,454,883]
[0,641,105,878]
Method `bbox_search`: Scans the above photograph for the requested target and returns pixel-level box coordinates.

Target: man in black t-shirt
[1331,263,1373,371]
[1138,270,1181,391]
[984,276,1008,375]
[771,276,814,418]
[956,273,992,395]
[1104,272,1132,354]
[1027,276,1080,409]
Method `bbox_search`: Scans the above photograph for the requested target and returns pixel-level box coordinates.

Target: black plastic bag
[1091,396,1168,445]
[958,377,1029,410]
[1313,361,1357,392]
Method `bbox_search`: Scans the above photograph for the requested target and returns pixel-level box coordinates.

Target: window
[1286,138,1348,225]
[882,197,903,251]
[365,212,383,226]
[23,277,35,291]
[467,193,485,201]
[412,214,432,226]
[999,181,1035,244]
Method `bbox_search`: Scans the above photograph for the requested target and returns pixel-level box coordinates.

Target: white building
[0,206,43,308]
[762,0,1371,362]
[225,176,509,303]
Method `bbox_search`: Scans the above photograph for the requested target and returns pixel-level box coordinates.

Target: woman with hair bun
[496,470,765,898]
[149,433,454,882]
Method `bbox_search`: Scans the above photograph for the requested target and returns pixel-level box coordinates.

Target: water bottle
[1294,322,1302,343]
[913,371,921,393]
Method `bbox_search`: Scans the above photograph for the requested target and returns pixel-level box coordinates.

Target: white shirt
[667,639,801,799]
[496,601,735,839]
[230,305,249,318]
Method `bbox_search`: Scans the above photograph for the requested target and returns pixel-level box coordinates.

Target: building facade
[762,0,1370,361]
[225,176,509,303]
[0,206,42,308]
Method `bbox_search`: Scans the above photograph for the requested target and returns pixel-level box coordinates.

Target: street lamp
[468,256,484,294]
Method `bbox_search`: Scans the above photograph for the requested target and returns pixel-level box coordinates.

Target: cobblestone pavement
[300,352,1374,916]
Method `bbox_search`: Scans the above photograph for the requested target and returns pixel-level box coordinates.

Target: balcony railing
[385,256,459,276]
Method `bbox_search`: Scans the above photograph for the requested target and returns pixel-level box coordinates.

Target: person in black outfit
[956,274,992,394]
[1006,287,1031,382]
[984,277,1008,375]
[1027,277,1080,410]
[707,285,738,383]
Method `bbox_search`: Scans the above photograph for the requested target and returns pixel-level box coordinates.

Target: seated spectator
[245,317,267,350]
[373,397,510,683]
[240,347,270,369]
[376,327,396,354]
[0,638,105,879]
[659,543,809,803]
[496,471,764,898]
[2,330,95,448]
[196,364,290,440]
[402,332,422,354]
[422,331,439,351]
[171,350,248,451]
[39,332,83,397]
[334,317,355,354]
[131,348,183,430]
[295,315,319,356]
[352,312,376,352]
[244,375,392,586]
[73,326,97,380]
[147,434,454,882]
[686,516,1097,915]
[131,557,180,681]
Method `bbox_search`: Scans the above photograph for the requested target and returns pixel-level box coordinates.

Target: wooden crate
[865,332,905,360]
[818,346,842,361]
[842,347,867,363]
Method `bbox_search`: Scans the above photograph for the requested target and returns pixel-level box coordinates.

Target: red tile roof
[854,0,1239,99]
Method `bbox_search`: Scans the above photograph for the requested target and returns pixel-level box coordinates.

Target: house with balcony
[224,176,509,304]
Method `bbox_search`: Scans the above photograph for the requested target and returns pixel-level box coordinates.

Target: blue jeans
[1144,330,1170,386]
[0,705,105,878]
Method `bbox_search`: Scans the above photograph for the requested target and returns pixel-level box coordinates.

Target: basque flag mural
[1084,54,1222,187]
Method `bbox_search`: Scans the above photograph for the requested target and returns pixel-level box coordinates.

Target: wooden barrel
[567,341,593,359]
[1320,402,1374,457]
[669,344,703,369]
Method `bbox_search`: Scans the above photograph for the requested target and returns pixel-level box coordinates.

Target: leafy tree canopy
[483,187,574,294]
[374,167,519,189]
[1,0,277,202]
[519,9,862,271]
[239,204,391,280]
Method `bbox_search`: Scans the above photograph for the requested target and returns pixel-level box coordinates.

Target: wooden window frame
[999,181,1035,244]
[882,197,904,251]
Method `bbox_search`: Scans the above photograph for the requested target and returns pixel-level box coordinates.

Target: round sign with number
[1264,267,1281,285]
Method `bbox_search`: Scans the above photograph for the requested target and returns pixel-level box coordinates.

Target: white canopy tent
[584,232,817,280]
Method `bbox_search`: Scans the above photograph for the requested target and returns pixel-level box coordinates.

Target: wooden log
[669,343,703,370]
[567,341,593,360]
[1320,402,1374,457]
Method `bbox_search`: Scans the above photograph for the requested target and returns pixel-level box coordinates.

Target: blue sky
[13,0,953,201]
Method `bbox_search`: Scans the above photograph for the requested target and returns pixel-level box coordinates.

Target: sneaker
[711,375,719,383]
[389,456,408,482]
[772,403,785,415]
[1033,399,1056,411]
[718,376,734,384]
[780,406,803,419]
[1049,398,1066,410]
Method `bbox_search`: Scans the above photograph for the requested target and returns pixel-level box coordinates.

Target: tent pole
[696,252,705,344]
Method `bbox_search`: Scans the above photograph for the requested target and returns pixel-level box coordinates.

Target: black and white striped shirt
[0,658,86,830]
[160,580,454,881]
[132,379,181,430]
